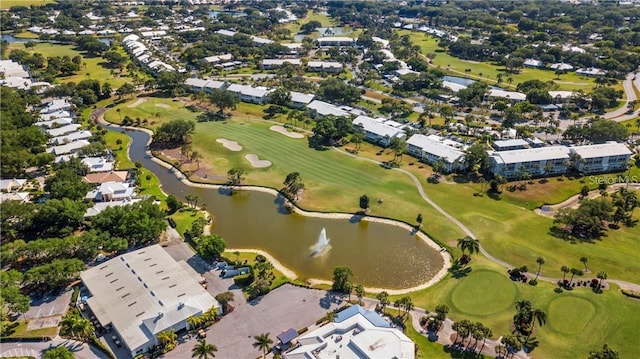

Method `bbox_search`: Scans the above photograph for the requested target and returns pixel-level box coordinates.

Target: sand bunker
[270,125,304,139]
[245,154,271,168]
[155,103,170,108]
[128,98,147,108]
[216,138,243,151]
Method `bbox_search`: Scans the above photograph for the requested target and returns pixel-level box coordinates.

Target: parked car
[198,329,206,338]
[112,335,122,347]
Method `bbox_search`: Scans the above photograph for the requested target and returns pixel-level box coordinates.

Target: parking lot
[23,290,73,320]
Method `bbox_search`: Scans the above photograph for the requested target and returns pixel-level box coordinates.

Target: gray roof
[226,84,272,98]
[353,115,406,139]
[290,91,315,104]
[81,245,219,353]
[489,146,571,165]
[307,100,349,117]
[570,142,631,159]
[262,59,302,66]
[493,139,529,148]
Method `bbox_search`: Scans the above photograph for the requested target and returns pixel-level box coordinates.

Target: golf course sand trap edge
[128,98,147,108]
[269,125,304,139]
[216,138,243,151]
[245,154,271,168]
[155,103,170,108]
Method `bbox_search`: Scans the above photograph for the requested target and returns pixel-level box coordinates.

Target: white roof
[307,100,350,117]
[489,88,526,101]
[489,146,571,165]
[353,116,406,139]
[0,179,27,192]
[203,53,233,63]
[290,91,315,104]
[140,30,167,37]
[251,35,273,44]
[216,29,237,37]
[442,81,467,93]
[47,140,90,155]
[37,117,74,128]
[184,78,225,90]
[46,124,81,137]
[549,91,575,99]
[123,34,140,43]
[84,199,141,217]
[82,157,115,173]
[307,61,342,69]
[524,59,544,67]
[226,84,272,98]
[576,68,606,76]
[40,110,72,121]
[51,130,92,145]
[317,36,355,43]
[407,134,465,163]
[493,139,529,148]
[0,60,29,78]
[372,36,390,48]
[550,63,574,71]
[285,305,414,359]
[0,192,30,203]
[570,142,631,159]
[81,245,219,353]
[262,59,301,66]
[40,99,71,114]
[282,43,303,49]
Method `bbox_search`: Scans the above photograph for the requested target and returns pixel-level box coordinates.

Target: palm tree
[568,268,583,286]
[157,329,177,349]
[495,344,507,358]
[597,271,608,291]
[354,284,365,305]
[323,311,337,323]
[61,313,93,342]
[480,325,493,352]
[253,333,273,359]
[529,308,547,334]
[580,256,589,272]
[187,315,202,331]
[192,340,217,358]
[535,256,545,280]
[561,265,570,281]
[457,236,480,262]
[376,291,390,312]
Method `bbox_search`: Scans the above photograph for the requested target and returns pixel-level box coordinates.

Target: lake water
[101,123,445,289]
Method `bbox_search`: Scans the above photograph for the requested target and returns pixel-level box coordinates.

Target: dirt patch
[27,315,61,331]
[155,103,170,109]
[245,154,271,168]
[216,138,243,151]
[269,125,304,139]
[128,98,147,108]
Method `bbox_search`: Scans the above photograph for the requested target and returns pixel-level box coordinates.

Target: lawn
[405,260,640,359]
[0,0,53,8]
[282,10,336,37]
[170,207,206,238]
[398,30,600,92]
[103,97,200,128]
[405,315,486,359]
[103,130,135,169]
[6,320,58,339]
[6,42,133,88]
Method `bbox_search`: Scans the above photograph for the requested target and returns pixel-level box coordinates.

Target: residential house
[576,68,607,77]
[203,53,233,64]
[261,58,301,70]
[51,131,93,145]
[307,100,350,118]
[352,115,406,147]
[82,157,115,173]
[184,78,226,92]
[290,91,315,109]
[0,179,27,193]
[406,134,466,172]
[47,140,90,156]
[307,61,343,73]
[83,171,129,184]
[86,181,135,202]
[570,142,631,173]
[84,198,141,217]
[226,84,272,104]
[46,124,82,137]
[317,36,355,47]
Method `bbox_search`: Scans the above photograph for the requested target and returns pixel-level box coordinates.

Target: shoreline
[96,112,453,294]
[225,248,298,280]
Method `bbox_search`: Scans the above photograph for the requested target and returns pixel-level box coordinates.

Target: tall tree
[535,256,545,280]
[282,172,305,201]
[252,333,273,359]
[331,266,353,293]
[354,284,365,304]
[192,340,218,358]
[209,88,238,114]
[195,235,226,260]
[359,194,370,213]
[376,291,390,312]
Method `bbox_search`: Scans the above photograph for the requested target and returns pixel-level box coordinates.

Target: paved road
[603,72,638,120]
[0,337,110,359]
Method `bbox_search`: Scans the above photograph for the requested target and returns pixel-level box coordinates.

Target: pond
[101,122,446,290]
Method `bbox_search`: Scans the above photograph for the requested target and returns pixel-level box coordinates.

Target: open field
[6,42,133,88]
[398,30,600,92]
[104,97,199,126]
[406,260,640,359]
[0,0,54,9]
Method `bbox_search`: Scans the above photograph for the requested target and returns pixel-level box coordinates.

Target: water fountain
[311,228,331,257]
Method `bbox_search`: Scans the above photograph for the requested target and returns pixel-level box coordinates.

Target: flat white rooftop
[490,146,571,165]
[570,142,631,159]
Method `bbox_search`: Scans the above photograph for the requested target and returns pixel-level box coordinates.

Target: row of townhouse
[488,142,632,179]
[261,59,343,73]
[184,78,316,108]
[123,35,176,74]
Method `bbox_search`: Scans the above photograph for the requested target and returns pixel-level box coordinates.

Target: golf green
[450,270,517,316]
[547,296,596,335]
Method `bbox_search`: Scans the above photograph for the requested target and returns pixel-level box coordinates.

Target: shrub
[554,287,563,293]
[297,327,308,335]
[233,274,253,286]
[528,279,538,286]
[621,289,640,299]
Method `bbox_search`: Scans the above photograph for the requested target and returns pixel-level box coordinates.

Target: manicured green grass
[450,270,517,316]
[192,119,463,244]
[406,260,640,359]
[7,42,130,88]
[104,130,135,169]
[282,10,336,36]
[170,208,205,238]
[399,30,599,92]
[12,31,39,39]
[104,97,200,127]
[0,0,53,8]
[138,167,166,201]
[405,316,486,359]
